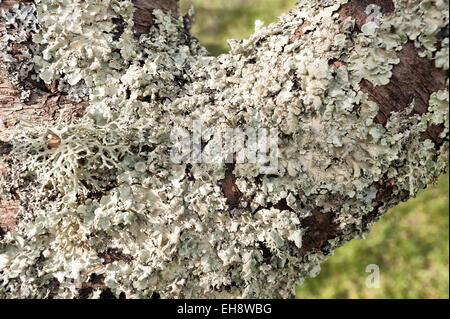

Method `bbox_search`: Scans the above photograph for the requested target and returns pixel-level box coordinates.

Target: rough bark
[221,0,449,255]
[0,0,448,298]
[0,0,180,297]
[339,1,448,138]
[0,0,178,235]
[132,0,179,37]
[0,0,178,140]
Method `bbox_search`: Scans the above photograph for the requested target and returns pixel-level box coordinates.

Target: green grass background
[179,0,449,299]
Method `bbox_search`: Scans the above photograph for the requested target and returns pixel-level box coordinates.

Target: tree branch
[0,0,448,299]
[0,0,180,233]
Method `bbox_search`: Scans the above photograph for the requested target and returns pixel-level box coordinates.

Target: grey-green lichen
[0,3,40,101]
[0,0,448,298]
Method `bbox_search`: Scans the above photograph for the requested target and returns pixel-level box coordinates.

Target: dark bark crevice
[299,209,339,256]
[132,0,179,37]
[360,42,448,130]
[338,0,395,31]
[221,162,243,209]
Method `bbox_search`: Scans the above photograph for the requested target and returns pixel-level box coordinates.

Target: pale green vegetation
[180,0,450,299]
[180,0,299,56]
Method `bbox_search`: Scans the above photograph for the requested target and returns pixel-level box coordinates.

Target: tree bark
[0,0,448,298]
[0,0,178,233]
[132,0,179,37]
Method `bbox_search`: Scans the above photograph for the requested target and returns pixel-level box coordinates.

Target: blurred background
[179,0,449,299]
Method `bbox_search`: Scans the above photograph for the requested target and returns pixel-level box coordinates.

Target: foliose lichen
[0,0,448,298]
[0,3,40,101]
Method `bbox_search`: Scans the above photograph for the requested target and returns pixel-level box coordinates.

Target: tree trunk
[0,0,178,232]
[0,0,448,298]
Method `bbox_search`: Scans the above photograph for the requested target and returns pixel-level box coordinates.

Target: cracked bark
[132,0,179,37]
[220,0,449,257]
[0,0,448,297]
[0,0,178,248]
[0,0,179,298]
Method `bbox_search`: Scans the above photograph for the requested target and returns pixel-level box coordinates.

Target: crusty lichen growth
[0,0,448,298]
[0,3,40,101]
